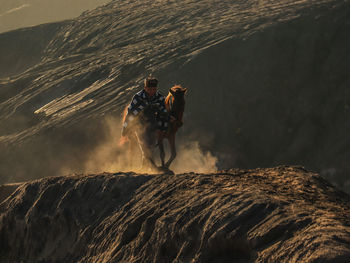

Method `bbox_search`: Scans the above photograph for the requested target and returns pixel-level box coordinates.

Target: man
[121,75,168,169]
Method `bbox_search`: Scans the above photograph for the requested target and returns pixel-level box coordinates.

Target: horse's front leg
[165,133,176,168]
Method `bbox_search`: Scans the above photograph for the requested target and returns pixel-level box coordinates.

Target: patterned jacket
[122,89,169,135]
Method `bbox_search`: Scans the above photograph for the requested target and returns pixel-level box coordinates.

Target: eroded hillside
[0,0,350,189]
[1,166,350,262]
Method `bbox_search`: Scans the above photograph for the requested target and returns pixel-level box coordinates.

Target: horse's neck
[168,95,174,111]
[171,98,185,121]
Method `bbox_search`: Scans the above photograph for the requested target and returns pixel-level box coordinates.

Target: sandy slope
[0,0,111,34]
[1,166,350,262]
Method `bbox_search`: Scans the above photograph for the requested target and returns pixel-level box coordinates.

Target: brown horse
[159,85,187,169]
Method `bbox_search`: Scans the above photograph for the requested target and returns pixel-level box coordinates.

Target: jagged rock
[1,166,350,262]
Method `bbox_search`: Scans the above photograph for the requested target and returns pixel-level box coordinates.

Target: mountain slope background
[0,0,111,34]
[0,0,350,191]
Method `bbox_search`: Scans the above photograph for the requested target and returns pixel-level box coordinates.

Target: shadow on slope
[0,22,67,78]
[162,3,350,187]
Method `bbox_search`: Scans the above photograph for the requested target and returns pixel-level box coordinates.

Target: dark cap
[144,76,158,88]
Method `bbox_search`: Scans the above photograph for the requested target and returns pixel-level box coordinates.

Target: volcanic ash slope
[2,0,350,185]
[1,166,350,262]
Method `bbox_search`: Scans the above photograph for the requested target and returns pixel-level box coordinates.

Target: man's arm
[122,93,144,136]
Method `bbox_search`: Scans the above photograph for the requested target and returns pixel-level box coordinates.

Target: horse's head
[169,85,187,101]
[166,85,187,125]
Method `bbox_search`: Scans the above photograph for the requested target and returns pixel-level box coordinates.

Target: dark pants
[136,124,158,169]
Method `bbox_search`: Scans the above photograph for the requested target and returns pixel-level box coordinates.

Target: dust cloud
[171,141,218,174]
[70,116,218,175]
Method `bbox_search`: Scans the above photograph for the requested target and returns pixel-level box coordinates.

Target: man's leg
[138,127,158,170]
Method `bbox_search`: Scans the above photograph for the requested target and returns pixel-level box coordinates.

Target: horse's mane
[165,85,184,112]
[165,93,174,112]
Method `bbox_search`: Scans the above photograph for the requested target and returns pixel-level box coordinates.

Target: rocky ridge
[1,166,350,262]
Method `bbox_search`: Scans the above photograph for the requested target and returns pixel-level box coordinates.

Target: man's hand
[119,136,129,146]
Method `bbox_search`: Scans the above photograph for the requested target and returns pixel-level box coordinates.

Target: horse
[158,85,187,169]
[120,85,187,171]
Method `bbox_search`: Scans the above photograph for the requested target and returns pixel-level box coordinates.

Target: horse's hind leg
[165,133,176,168]
[158,139,165,167]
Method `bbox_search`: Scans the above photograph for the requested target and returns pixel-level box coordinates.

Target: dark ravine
[1,166,350,262]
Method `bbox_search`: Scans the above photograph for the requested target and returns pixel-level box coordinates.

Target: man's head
[144,76,158,97]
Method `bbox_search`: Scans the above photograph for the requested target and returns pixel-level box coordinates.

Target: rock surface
[1,166,350,262]
[0,183,21,203]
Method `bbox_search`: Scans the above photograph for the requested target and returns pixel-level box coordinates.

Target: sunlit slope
[0,0,111,34]
[0,0,349,185]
